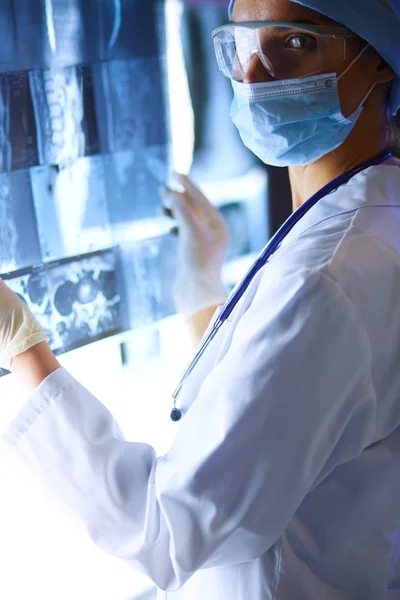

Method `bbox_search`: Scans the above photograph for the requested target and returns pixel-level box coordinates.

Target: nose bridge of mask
[231,73,340,105]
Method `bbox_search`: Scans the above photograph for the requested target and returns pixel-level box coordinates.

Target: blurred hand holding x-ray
[0,278,48,371]
[161,173,229,318]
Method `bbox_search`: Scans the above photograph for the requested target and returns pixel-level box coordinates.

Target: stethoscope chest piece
[170,408,183,422]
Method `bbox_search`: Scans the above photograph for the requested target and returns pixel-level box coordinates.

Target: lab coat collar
[278,161,400,252]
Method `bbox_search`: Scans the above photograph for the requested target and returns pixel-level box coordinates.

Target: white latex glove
[0,278,49,371]
[161,173,230,319]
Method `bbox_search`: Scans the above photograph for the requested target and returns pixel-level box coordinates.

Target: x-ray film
[94,0,165,61]
[29,65,100,166]
[0,170,41,274]
[219,202,251,261]
[79,65,102,156]
[93,58,167,154]
[0,0,176,374]
[0,248,126,371]
[0,0,17,73]
[0,71,39,173]
[13,0,89,71]
[13,0,165,72]
[47,249,126,353]
[122,233,178,330]
[29,66,85,166]
[31,156,112,262]
[105,147,168,227]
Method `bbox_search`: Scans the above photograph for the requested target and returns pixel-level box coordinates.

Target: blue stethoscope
[170,150,393,422]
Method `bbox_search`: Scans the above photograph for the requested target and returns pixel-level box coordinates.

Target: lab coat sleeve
[0,269,376,591]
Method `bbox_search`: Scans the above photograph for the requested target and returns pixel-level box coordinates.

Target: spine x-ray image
[0,247,127,377]
[29,65,101,166]
[0,0,172,371]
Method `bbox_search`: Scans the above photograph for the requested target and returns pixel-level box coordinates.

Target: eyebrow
[289,19,326,26]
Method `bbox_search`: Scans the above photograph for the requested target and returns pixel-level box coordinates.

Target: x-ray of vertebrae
[30,67,85,166]
[29,64,101,166]
[0,0,172,368]
[0,248,126,374]
[47,250,126,352]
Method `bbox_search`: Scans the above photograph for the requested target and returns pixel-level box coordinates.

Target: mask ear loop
[337,42,370,81]
[338,43,376,111]
[357,82,377,108]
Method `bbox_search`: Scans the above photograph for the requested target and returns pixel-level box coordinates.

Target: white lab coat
[2,160,400,599]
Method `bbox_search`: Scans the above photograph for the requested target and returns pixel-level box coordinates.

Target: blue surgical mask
[230,45,373,167]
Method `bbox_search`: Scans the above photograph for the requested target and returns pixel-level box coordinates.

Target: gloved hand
[0,278,49,371]
[161,173,230,319]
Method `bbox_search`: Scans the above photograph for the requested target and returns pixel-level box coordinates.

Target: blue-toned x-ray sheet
[0,0,173,373]
[13,0,165,69]
[0,171,42,274]
[31,158,113,261]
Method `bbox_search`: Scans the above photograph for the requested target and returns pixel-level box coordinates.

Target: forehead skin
[232,0,340,26]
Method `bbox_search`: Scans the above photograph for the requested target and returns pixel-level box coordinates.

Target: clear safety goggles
[212,21,357,82]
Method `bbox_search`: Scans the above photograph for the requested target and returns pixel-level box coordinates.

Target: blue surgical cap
[227,0,400,114]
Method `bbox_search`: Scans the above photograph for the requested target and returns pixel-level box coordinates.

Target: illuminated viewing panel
[0,0,172,376]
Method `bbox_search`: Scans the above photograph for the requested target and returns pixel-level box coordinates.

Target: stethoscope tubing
[170,150,393,422]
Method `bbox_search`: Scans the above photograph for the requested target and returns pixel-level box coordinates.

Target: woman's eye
[285,34,317,51]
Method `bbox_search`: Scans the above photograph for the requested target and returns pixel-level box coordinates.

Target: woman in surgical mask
[165,0,400,345]
[2,1,400,599]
